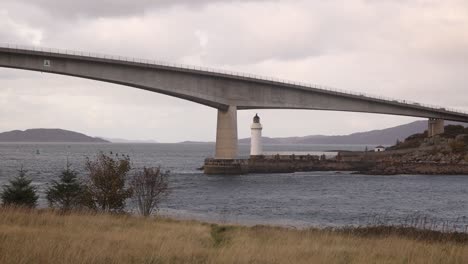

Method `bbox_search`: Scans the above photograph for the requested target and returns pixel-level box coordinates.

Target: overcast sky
[1,0,467,142]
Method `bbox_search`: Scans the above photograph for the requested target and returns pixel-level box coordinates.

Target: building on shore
[374,145,386,152]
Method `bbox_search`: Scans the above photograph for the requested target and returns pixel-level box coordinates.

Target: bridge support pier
[428,118,444,137]
[215,106,238,159]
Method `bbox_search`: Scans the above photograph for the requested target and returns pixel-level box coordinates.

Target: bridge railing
[1,43,467,115]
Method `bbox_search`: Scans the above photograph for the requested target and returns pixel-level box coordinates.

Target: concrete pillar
[250,114,263,156]
[215,106,238,159]
[428,118,444,137]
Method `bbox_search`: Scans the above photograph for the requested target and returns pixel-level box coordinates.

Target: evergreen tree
[46,164,86,211]
[1,167,38,208]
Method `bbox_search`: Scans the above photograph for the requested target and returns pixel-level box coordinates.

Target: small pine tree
[1,167,38,208]
[46,163,86,211]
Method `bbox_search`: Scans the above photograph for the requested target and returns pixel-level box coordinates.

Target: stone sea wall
[204,150,468,175]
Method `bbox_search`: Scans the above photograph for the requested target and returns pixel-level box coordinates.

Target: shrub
[1,168,38,208]
[46,164,88,211]
[449,140,466,153]
[443,125,465,138]
[406,132,426,141]
[210,225,232,246]
[130,167,170,217]
[463,135,468,145]
[428,147,440,155]
[393,138,422,150]
[85,152,133,213]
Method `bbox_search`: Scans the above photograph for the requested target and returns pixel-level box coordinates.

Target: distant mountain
[0,129,109,143]
[178,141,213,144]
[238,120,467,145]
[104,137,158,143]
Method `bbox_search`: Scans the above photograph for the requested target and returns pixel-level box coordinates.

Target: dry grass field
[0,207,467,264]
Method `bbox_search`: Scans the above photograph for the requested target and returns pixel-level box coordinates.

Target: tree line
[0,152,169,217]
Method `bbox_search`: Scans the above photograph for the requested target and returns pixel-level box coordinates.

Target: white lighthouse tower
[250,114,263,156]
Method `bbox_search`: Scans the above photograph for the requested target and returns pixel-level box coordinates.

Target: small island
[0,129,109,143]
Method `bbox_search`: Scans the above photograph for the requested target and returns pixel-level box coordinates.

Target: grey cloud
[1,0,468,141]
[0,10,43,45]
[9,0,274,18]
[37,1,373,66]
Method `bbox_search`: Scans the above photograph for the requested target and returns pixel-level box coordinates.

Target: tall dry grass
[0,207,467,264]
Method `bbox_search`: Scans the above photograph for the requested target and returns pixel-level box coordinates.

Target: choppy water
[0,143,467,228]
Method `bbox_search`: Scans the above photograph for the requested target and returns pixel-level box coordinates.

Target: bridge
[1,44,467,159]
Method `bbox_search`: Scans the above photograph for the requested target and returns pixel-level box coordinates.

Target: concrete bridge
[1,44,467,159]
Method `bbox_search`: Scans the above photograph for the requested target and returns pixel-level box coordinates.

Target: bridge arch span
[1,45,468,158]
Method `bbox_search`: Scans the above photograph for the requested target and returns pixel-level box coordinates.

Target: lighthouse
[250,114,263,156]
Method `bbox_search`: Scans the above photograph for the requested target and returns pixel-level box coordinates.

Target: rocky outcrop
[205,135,468,175]
[356,135,468,175]
[363,162,468,175]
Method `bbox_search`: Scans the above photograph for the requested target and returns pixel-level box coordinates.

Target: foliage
[390,124,468,151]
[210,225,232,246]
[130,167,170,217]
[387,132,426,150]
[463,135,468,145]
[85,152,133,213]
[46,163,88,211]
[337,226,468,244]
[1,168,38,208]
[391,138,423,150]
[449,140,466,154]
[428,147,440,155]
[406,132,427,141]
[442,125,466,138]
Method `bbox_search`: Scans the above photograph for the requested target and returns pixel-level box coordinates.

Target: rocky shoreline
[205,125,468,175]
[359,162,468,175]
[341,131,468,175]
[204,155,468,175]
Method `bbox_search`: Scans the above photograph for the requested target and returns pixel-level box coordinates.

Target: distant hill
[0,129,109,143]
[104,137,158,143]
[179,141,213,144]
[238,120,468,145]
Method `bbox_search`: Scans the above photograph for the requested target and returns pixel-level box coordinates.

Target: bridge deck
[0,43,467,122]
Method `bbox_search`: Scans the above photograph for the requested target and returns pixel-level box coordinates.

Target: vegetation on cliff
[355,125,468,175]
[389,125,468,152]
[382,125,468,164]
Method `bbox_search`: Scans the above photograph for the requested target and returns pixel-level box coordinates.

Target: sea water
[0,143,466,228]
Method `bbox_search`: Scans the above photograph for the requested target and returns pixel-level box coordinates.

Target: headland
[204,124,468,175]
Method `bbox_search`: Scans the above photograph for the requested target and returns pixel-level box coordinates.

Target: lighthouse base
[204,155,335,175]
[203,158,249,175]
